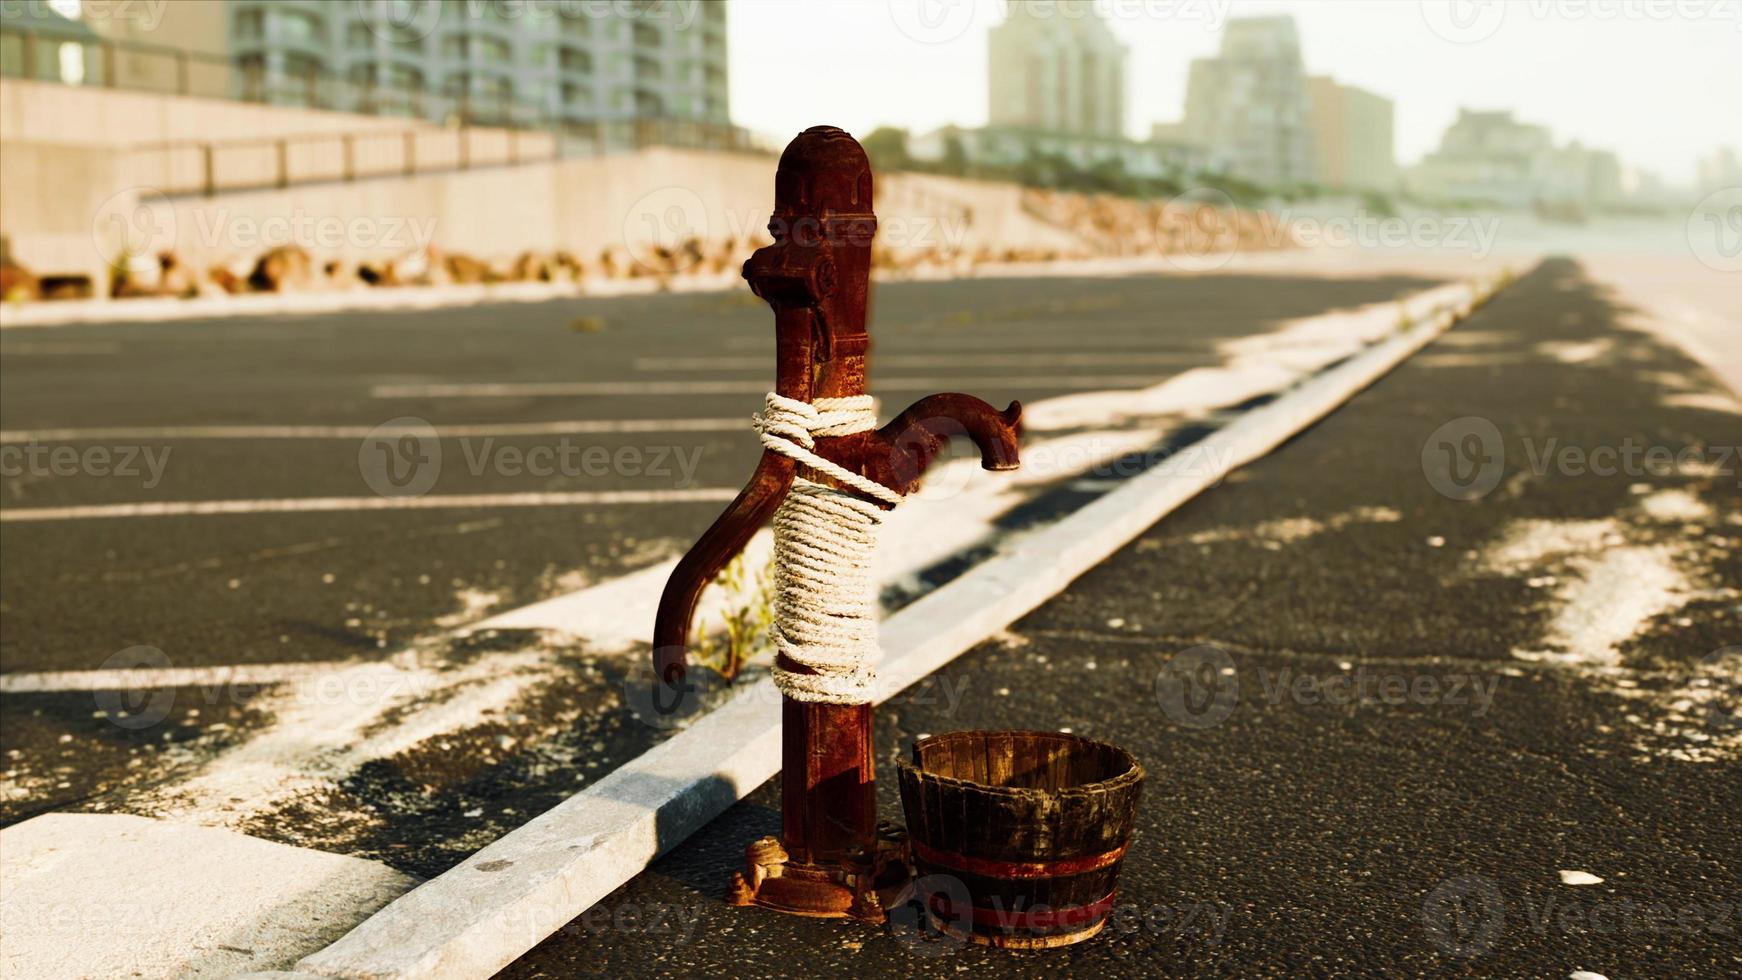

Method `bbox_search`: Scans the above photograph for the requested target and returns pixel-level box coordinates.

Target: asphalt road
[0,269,1445,861]
[500,259,1741,978]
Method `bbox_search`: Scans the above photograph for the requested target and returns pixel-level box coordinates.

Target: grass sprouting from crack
[694,554,775,680]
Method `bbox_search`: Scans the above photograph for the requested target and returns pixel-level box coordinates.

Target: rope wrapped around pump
[753,392,901,705]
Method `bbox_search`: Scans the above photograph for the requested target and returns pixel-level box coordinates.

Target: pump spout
[868,394,1023,496]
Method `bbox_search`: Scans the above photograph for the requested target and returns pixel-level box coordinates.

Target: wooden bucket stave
[896,730,1144,948]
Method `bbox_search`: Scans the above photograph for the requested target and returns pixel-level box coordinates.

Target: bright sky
[727,0,1742,186]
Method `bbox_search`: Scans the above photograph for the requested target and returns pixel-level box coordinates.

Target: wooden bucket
[896,730,1144,948]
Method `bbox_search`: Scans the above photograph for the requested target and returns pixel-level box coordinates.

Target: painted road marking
[0,661,340,694]
[0,418,745,444]
[0,340,124,356]
[0,489,739,523]
[370,376,1166,399]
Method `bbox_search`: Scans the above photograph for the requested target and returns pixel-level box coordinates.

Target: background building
[1306,75,1395,193]
[913,2,1215,186]
[1407,109,1553,207]
[0,3,101,85]
[227,1,729,132]
[1698,146,1741,192]
[987,0,1126,139]
[909,123,1214,182]
[1408,108,1628,212]
[1,1,731,143]
[1181,15,1314,188]
[82,0,230,95]
[1534,142,1622,209]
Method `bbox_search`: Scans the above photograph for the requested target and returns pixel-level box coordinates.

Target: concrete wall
[0,141,126,284]
[0,78,433,147]
[0,76,1102,292]
[3,137,1092,287]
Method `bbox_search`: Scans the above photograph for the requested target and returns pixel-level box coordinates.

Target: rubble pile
[1021,188,1299,257]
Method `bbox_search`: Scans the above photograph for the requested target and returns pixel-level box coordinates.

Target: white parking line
[370,376,1166,399]
[634,352,1208,371]
[0,661,337,694]
[0,341,124,356]
[0,419,745,444]
[0,489,739,523]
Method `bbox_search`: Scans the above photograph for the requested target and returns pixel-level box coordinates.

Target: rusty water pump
[651,126,1022,921]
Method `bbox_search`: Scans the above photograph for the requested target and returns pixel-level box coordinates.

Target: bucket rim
[897,729,1144,800]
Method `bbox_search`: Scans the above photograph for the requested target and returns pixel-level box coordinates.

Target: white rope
[753,393,898,704]
[753,393,902,507]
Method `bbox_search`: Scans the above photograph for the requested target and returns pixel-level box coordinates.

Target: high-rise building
[224,1,728,131]
[1306,76,1395,192]
[987,0,1126,138]
[1579,146,1623,208]
[1698,146,1741,192]
[1181,15,1314,188]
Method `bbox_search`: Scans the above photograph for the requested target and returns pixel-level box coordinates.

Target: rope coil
[753,393,897,704]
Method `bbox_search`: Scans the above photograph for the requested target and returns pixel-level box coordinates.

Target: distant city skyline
[727,0,1742,188]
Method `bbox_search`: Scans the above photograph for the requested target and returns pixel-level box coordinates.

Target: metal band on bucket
[967,891,1118,931]
[911,839,1129,879]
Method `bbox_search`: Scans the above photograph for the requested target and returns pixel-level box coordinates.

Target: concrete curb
[286,268,1517,979]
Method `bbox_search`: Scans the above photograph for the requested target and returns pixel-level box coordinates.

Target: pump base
[726,824,910,923]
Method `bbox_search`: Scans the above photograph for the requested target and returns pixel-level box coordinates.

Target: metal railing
[122,125,560,197]
[118,117,765,198]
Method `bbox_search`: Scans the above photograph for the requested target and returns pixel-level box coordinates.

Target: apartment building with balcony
[224,1,729,139]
